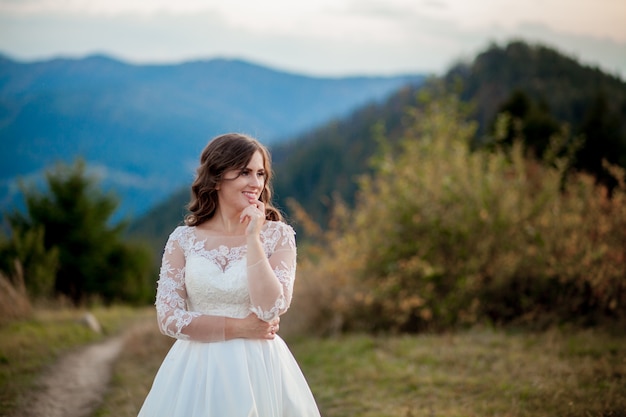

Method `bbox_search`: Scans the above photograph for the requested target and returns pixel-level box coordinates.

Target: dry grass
[290,328,626,417]
[0,272,31,325]
[96,314,626,417]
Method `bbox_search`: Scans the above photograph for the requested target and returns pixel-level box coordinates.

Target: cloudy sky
[0,0,625,78]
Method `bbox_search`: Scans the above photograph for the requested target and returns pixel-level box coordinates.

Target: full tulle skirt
[137,336,321,417]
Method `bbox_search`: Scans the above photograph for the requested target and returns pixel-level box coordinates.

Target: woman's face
[217,150,266,214]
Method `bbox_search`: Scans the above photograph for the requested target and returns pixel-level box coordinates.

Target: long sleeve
[248,222,297,322]
[155,229,226,342]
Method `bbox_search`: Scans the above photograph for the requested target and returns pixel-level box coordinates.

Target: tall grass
[0,270,31,325]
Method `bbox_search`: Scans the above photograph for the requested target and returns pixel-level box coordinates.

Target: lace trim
[248,261,295,321]
[262,223,296,254]
[250,295,287,322]
[170,222,294,272]
[274,260,296,293]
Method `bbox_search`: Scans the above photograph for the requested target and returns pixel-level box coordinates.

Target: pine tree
[3,159,153,305]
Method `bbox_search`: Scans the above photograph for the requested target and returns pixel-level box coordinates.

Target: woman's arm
[246,222,297,322]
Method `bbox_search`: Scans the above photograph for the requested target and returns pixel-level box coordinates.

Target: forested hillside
[448,41,626,188]
[129,40,626,251]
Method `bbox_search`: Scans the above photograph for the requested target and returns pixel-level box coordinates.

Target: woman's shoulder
[167,224,194,242]
[261,221,296,251]
[263,220,295,236]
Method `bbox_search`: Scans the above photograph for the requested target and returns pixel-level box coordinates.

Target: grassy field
[0,306,150,416]
[95,312,626,417]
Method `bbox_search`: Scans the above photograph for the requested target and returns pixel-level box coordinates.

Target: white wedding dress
[137,221,321,417]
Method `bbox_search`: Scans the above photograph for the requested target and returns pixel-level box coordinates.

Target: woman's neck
[198,208,246,235]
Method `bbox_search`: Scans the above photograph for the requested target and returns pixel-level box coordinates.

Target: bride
[137,133,321,417]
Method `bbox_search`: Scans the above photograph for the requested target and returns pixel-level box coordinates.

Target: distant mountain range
[0,54,424,218]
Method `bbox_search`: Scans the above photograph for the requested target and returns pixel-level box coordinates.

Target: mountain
[0,53,424,218]
[129,40,626,253]
[446,41,626,188]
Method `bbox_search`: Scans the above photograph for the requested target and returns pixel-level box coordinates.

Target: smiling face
[216,150,267,214]
[185,133,282,226]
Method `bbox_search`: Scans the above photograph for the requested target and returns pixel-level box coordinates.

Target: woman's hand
[226,314,280,340]
[240,198,265,236]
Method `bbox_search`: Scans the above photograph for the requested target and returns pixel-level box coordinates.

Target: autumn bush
[290,93,626,335]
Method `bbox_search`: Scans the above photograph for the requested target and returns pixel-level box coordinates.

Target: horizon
[0,39,623,82]
[0,50,428,78]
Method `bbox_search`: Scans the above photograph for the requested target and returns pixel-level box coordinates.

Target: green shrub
[0,225,59,299]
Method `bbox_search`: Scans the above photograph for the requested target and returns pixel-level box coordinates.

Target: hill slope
[0,54,424,218]
[448,41,626,186]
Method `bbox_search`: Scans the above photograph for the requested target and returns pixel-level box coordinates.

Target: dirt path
[11,319,153,417]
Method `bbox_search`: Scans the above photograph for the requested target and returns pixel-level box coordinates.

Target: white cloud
[416,0,626,42]
[3,0,624,42]
[0,0,212,15]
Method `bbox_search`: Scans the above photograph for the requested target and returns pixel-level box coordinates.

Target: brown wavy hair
[185,133,283,226]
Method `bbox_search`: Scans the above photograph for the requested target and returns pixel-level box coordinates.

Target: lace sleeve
[248,222,297,321]
[155,228,226,342]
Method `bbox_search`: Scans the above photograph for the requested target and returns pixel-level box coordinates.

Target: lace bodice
[155,221,297,341]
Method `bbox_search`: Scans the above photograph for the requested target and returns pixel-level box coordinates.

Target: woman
[138,133,321,416]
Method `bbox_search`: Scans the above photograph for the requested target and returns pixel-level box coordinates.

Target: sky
[0,0,625,78]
